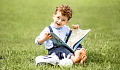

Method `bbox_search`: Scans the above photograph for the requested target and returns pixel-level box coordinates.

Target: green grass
[0,0,120,70]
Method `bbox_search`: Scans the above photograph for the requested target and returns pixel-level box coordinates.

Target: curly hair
[53,5,72,20]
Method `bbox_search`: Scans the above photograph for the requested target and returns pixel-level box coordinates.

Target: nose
[58,19,62,23]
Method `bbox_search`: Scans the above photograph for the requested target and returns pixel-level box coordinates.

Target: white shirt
[35,22,70,49]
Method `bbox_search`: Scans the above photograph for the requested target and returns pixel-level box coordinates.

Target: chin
[56,26,61,28]
[55,25,61,28]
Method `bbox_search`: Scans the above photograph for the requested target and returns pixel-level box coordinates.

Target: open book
[49,29,91,53]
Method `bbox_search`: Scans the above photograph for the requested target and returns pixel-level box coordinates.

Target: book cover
[49,29,90,53]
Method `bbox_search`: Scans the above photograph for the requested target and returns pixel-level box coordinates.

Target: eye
[57,17,60,19]
[62,19,65,21]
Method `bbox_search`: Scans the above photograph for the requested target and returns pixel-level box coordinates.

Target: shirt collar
[50,22,63,30]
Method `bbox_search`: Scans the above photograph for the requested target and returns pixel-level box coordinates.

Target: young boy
[35,5,87,63]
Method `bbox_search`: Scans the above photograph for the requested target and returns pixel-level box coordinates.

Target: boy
[35,5,87,63]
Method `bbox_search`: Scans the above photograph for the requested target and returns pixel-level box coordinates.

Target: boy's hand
[70,24,79,31]
[37,33,53,44]
[72,24,79,29]
[44,33,53,40]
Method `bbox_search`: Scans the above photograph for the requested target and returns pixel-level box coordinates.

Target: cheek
[63,23,67,25]
[53,19,57,23]
[54,18,58,22]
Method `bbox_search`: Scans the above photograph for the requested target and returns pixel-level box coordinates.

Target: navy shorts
[48,44,82,60]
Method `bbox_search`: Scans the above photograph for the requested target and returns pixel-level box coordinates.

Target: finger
[75,26,78,29]
[48,34,52,37]
[48,33,50,35]
[78,25,79,29]
[82,55,87,61]
[72,25,79,29]
[72,24,75,28]
[47,33,51,36]
[75,25,77,28]
[44,33,47,35]
[49,36,53,39]
[77,25,79,29]
[72,24,74,27]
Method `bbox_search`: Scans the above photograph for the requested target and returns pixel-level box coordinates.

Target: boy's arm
[37,33,53,44]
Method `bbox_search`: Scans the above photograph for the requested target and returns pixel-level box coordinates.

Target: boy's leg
[48,45,87,63]
[70,50,83,63]
[48,46,73,60]
[70,44,87,63]
[35,53,60,65]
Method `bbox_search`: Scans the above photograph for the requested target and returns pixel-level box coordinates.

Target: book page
[67,29,91,50]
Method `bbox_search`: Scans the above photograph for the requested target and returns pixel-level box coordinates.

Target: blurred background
[0,0,120,70]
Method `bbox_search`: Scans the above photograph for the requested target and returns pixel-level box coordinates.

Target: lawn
[0,0,120,70]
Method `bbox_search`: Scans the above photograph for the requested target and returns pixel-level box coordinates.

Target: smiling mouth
[56,23,61,25]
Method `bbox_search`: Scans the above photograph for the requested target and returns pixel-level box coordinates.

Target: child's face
[53,11,69,28]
